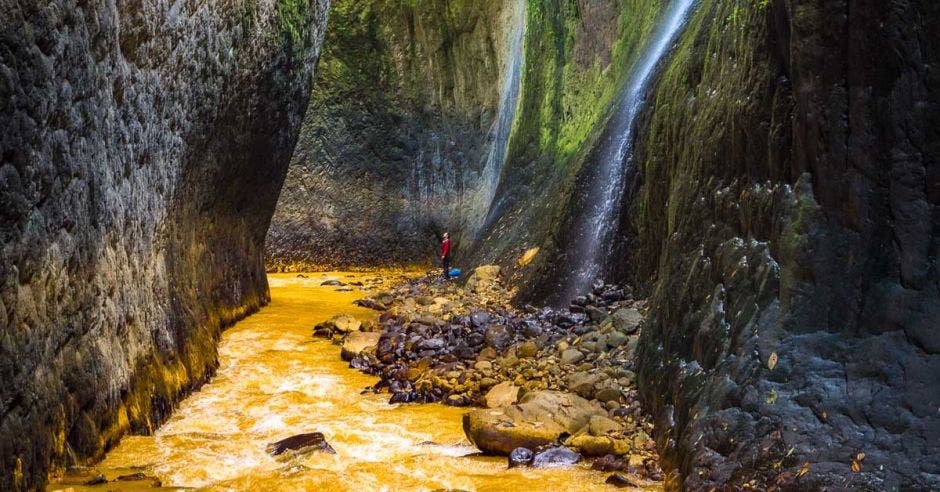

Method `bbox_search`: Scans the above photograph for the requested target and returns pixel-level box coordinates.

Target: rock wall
[0,0,328,489]
[464,0,938,488]
[626,0,939,489]
[265,0,524,271]
[467,0,665,300]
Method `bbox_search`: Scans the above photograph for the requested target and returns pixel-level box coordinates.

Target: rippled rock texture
[625,1,939,489]
[0,1,328,488]
[265,0,525,270]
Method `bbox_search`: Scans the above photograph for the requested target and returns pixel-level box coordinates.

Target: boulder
[267,432,336,456]
[532,445,581,468]
[485,382,521,408]
[341,332,381,361]
[314,313,361,337]
[463,391,604,455]
[611,308,643,334]
[565,371,602,399]
[466,265,501,293]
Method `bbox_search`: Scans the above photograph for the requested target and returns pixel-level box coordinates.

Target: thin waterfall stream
[560,0,699,303]
[470,0,527,238]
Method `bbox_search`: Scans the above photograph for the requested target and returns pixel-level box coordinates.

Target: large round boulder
[462,390,604,455]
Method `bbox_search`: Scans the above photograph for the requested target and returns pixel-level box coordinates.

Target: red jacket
[441,238,451,258]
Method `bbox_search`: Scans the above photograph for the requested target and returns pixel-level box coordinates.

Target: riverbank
[49,272,654,491]
[342,266,664,486]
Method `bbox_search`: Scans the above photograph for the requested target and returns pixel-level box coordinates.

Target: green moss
[276,0,312,61]
[474,0,665,274]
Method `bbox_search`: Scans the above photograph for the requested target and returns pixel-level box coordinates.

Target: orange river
[49,272,656,491]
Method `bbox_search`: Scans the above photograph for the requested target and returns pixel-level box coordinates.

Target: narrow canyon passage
[51,274,650,491]
[4,0,936,489]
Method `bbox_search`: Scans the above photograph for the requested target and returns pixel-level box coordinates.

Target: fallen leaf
[796,462,810,479]
[851,460,861,473]
[768,352,778,370]
[856,452,865,461]
[766,389,778,405]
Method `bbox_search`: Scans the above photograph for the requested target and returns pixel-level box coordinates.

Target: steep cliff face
[468,0,665,299]
[265,0,524,270]
[467,0,937,488]
[0,0,328,488]
[626,0,939,489]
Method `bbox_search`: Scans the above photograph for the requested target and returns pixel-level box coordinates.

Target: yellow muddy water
[52,273,645,491]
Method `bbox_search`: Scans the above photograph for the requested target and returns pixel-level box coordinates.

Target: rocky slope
[265,0,525,270]
[330,267,664,485]
[0,0,328,489]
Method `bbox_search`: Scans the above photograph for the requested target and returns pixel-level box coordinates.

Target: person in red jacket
[441,232,452,280]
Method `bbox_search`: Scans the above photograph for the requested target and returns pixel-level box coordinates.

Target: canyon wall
[466,0,937,488]
[265,0,524,271]
[627,0,939,489]
[0,0,328,489]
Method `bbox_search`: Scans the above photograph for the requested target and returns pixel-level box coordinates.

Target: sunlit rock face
[0,1,328,488]
[265,0,524,270]
[626,0,940,489]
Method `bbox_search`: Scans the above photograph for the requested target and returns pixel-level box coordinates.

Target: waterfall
[469,0,526,238]
[560,0,698,303]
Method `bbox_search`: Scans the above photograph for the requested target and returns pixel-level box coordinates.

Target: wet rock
[114,473,161,487]
[354,298,388,311]
[508,447,535,468]
[321,280,346,286]
[463,391,603,454]
[592,454,626,472]
[389,391,418,404]
[532,445,580,468]
[485,382,521,408]
[341,332,381,361]
[115,472,147,481]
[84,474,107,486]
[267,432,336,456]
[314,313,362,337]
[605,473,638,488]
